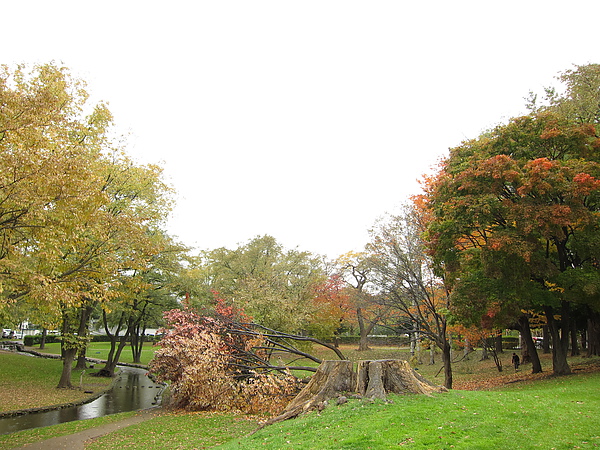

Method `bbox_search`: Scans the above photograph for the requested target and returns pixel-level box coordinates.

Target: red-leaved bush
[149,307,298,414]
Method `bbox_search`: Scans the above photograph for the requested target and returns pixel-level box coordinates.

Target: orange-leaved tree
[425,66,600,375]
[306,274,353,343]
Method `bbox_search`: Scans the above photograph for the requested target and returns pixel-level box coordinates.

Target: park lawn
[0,411,140,450]
[0,351,113,413]
[85,412,260,450]
[2,345,599,449]
[29,341,158,366]
[217,370,600,449]
[78,369,600,450]
[277,342,570,389]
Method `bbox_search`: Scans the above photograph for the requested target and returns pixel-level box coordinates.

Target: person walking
[512,352,520,370]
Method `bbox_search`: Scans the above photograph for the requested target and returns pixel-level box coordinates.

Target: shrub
[23,334,115,346]
[332,335,410,346]
[23,335,60,346]
[502,337,519,349]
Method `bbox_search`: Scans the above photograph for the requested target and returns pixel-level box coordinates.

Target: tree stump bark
[357,359,445,398]
[257,359,446,430]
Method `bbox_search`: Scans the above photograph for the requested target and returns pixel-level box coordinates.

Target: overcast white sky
[4,1,599,259]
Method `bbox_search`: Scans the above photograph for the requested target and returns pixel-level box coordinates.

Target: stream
[0,366,163,435]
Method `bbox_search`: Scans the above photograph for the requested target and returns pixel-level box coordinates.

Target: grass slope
[218,372,600,449]
[56,367,600,450]
[86,412,259,450]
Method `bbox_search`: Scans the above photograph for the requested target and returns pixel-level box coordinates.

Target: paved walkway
[13,409,159,450]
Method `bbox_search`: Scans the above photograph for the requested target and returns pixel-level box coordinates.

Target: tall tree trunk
[480,339,489,360]
[130,328,140,363]
[57,306,92,389]
[587,309,600,357]
[57,347,77,389]
[130,321,147,364]
[75,305,94,370]
[520,341,530,364]
[580,328,587,352]
[39,328,47,350]
[545,303,571,375]
[429,345,435,365]
[495,331,503,354]
[131,333,146,364]
[97,310,132,377]
[130,301,149,364]
[441,340,452,389]
[570,318,580,356]
[518,314,542,374]
[482,335,502,372]
[491,347,503,372]
[100,334,130,377]
[410,322,421,357]
[103,310,123,370]
[356,308,373,351]
[542,325,551,354]
[75,348,87,370]
[462,336,471,360]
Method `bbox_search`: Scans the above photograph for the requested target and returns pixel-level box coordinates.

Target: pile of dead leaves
[454,359,600,391]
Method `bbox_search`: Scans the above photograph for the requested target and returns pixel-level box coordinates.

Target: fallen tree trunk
[257,359,446,430]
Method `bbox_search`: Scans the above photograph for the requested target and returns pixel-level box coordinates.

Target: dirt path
[13,409,160,450]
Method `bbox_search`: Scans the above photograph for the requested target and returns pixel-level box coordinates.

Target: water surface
[0,366,163,435]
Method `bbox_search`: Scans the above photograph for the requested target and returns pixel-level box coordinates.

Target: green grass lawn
[0,352,113,412]
[29,341,157,366]
[217,370,600,449]
[72,370,600,450]
[85,412,259,450]
[0,411,140,450]
[2,345,599,449]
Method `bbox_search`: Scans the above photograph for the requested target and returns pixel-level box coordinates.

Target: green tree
[0,63,104,297]
[201,235,325,333]
[335,251,386,352]
[98,232,187,376]
[306,274,352,342]
[427,67,600,375]
[0,63,175,387]
[537,63,600,124]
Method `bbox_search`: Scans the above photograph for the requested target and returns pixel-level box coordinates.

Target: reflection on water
[0,366,163,435]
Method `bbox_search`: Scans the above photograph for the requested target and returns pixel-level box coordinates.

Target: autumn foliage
[149,307,298,414]
[425,80,600,374]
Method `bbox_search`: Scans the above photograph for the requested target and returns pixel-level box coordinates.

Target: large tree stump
[257,359,446,430]
[357,359,445,398]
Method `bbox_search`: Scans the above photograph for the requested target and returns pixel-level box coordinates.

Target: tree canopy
[425,64,600,375]
[199,235,327,334]
[1,63,176,386]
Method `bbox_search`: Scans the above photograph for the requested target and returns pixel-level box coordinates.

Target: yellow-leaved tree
[0,63,174,387]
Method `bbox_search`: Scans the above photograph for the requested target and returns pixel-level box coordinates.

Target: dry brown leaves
[453,358,600,391]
